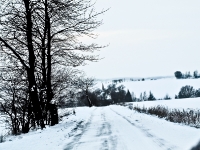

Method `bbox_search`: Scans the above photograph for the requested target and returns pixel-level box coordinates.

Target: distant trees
[174,71,183,79]
[163,94,171,100]
[175,85,200,99]
[184,71,192,78]
[174,70,200,79]
[107,84,126,103]
[174,85,200,99]
[178,85,195,99]
[77,83,129,106]
[193,71,199,78]
[140,93,143,102]
[143,92,148,101]
[171,85,200,99]
[124,90,132,102]
[148,91,156,101]
[134,91,156,101]
[77,83,124,106]
[195,89,200,97]
[112,79,124,84]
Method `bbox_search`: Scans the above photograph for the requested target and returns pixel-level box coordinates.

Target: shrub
[133,105,200,128]
[174,71,182,79]
[163,94,171,100]
[148,105,168,118]
[0,134,4,143]
[178,85,195,99]
[195,89,200,97]
[148,91,156,101]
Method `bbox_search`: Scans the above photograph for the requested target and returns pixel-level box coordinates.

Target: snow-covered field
[132,97,200,110]
[96,77,200,99]
[1,77,200,150]
[0,104,200,150]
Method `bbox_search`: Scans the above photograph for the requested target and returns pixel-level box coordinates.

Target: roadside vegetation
[126,103,200,128]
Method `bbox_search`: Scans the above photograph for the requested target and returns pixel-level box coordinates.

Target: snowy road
[0,105,200,150]
[63,106,200,150]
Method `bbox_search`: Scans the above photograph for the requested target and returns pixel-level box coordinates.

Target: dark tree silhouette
[148,91,156,101]
[178,85,195,99]
[125,90,132,102]
[174,71,182,79]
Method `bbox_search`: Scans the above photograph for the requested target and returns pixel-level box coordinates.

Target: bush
[195,89,200,97]
[178,85,195,99]
[163,94,171,100]
[0,134,4,143]
[174,71,182,79]
[148,105,168,118]
[148,91,156,101]
[133,105,200,128]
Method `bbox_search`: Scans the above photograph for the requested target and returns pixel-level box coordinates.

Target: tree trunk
[86,88,92,107]
[23,0,44,129]
[45,0,58,125]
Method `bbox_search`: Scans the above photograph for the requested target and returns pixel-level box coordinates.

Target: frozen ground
[0,104,200,150]
[96,77,200,99]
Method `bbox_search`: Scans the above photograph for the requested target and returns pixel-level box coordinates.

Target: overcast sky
[78,0,200,79]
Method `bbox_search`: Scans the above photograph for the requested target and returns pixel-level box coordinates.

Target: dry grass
[129,104,200,128]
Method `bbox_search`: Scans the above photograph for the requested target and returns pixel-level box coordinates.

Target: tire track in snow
[97,111,118,150]
[65,107,119,150]
[64,108,97,150]
[110,108,177,150]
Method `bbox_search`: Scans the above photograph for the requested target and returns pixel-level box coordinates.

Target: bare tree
[0,0,107,133]
[76,77,96,107]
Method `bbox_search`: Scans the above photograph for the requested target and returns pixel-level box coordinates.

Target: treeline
[113,78,146,83]
[75,84,133,107]
[58,80,200,109]
[76,83,168,106]
[175,85,200,99]
[133,85,200,101]
[132,91,159,101]
[174,70,200,79]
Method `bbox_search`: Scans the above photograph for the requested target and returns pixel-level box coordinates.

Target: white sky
[78,0,200,79]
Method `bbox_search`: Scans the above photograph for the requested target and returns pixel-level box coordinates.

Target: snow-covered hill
[96,77,200,99]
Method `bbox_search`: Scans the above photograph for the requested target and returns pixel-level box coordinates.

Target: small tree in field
[124,90,132,102]
[143,91,148,101]
[163,94,171,100]
[194,70,199,78]
[148,91,156,101]
[174,71,182,79]
[140,93,143,101]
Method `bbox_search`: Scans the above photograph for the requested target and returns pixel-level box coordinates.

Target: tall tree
[148,91,156,101]
[0,0,44,131]
[125,90,132,102]
[0,0,107,134]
